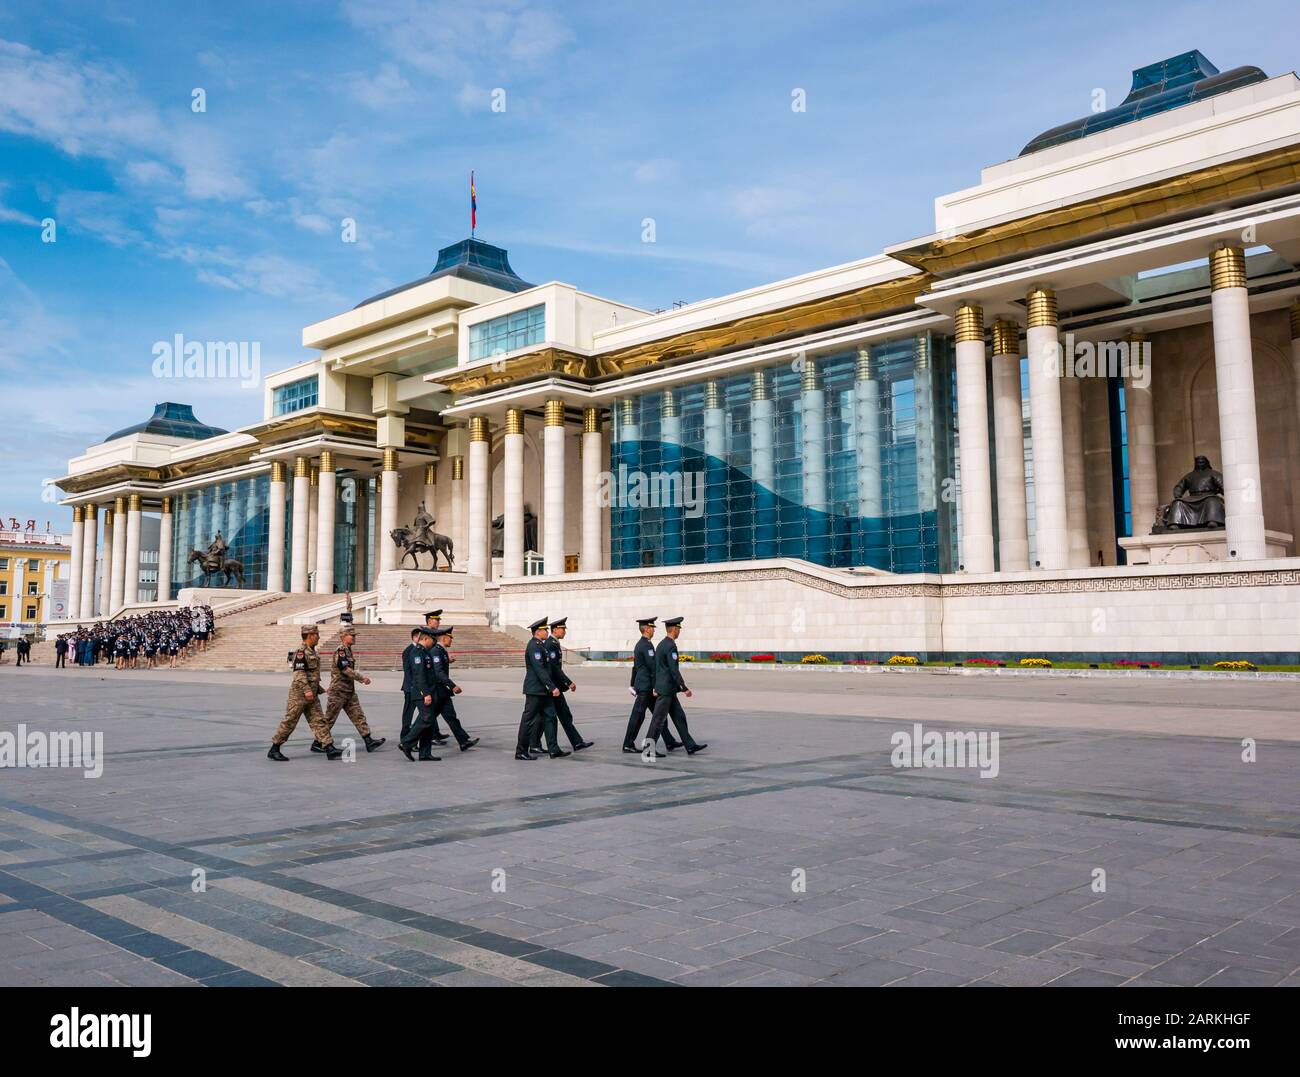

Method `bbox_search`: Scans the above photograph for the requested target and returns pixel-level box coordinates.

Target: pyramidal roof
[354,238,534,308]
[1020,51,1268,156]
[103,402,227,443]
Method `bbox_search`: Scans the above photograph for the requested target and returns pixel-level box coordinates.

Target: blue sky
[1,0,1297,526]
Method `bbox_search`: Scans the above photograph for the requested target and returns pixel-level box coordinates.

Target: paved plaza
[0,663,1298,988]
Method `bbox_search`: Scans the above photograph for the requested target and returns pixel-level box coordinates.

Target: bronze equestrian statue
[390,524,455,570]
[186,545,246,587]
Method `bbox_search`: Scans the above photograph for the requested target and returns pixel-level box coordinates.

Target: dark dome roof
[104,402,227,443]
[355,238,533,307]
[1021,51,1268,156]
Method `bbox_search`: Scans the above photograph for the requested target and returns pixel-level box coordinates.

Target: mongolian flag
[470,171,477,235]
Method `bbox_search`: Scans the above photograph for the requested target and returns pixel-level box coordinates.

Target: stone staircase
[319,624,523,671]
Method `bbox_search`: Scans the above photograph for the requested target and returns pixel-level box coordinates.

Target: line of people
[267,608,706,762]
[49,606,215,670]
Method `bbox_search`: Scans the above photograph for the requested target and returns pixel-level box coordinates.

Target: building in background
[0,526,72,639]
[48,51,1300,662]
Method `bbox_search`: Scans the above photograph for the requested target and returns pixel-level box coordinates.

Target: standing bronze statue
[1152,456,1226,533]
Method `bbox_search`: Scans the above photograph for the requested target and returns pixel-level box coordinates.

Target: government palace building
[49,52,1300,664]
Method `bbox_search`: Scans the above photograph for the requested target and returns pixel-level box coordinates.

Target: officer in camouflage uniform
[315,625,386,754]
[268,625,341,761]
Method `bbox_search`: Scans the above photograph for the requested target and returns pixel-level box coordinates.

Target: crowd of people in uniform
[48,606,215,670]
[267,609,707,762]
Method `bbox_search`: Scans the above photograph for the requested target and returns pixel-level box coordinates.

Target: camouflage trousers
[274,687,332,747]
[325,687,371,738]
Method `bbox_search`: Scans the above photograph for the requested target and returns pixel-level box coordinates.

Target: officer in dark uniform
[647,616,706,755]
[399,627,422,741]
[399,628,442,761]
[420,610,449,742]
[429,626,478,752]
[515,617,566,760]
[622,617,682,755]
[531,617,593,753]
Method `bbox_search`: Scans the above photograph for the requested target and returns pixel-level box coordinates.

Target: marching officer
[316,625,385,753]
[428,625,479,752]
[267,625,341,761]
[646,616,707,755]
[622,616,682,755]
[399,627,422,741]
[399,628,443,761]
[515,617,565,760]
[531,617,593,753]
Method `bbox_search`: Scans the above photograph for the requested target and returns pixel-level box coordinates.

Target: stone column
[1026,287,1069,570]
[854,347,883,565]
[123,493,142,606]
[1060,367,1090,568]
[581,407,605,572]
[954,304,994,573]
[67,505,83,621]
[1209,246,1267,560]
[702,386,727,563]
[307,467,319,582]
[157,497,173,603]
[617,399,641,568]
[914,336,937,514]
[379,448,400,574]
[660,390,683,565]
[503,408,525,578]
[109,496,127,612]
[99,506,114,617]
[354,479,369,589]
[543,400,567,575]
[80,505,98,618]
[314,453,336,594]
[751,371,778,558]
[1124,329,1158,538]
[467,418,491,578]
[267,461,287,593]
[423,463,437,537]
[800,359,829,562]
[290,457,310,592]
[451,456,466,571]
[991,320,1029,571]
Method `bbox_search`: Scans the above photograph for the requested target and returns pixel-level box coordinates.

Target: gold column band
[451,456,464,481]
[620,398,636,424]
[104,507,113,522]
[424,463,435,485]
[752,369,769,401]
[992,319,1020,357]
[309,466,318,487]
[543,399,565,427]
[72,505,83,523]
[855,347,874,381]
[161,497,172,514]
[469,416,489,442]
[1209,246,1247,291]
[84,505,96,522]
[1127,329,1146,344]
[914,336,930,371]
[800,357,819,391]
[294,456,308,479]
[128,494,141,511]
[704,381,720,409]
[504,408,524,435]
[114,496,126,513]
[1026,288,1058,328]
[1291,301,1300,341]
[382,448,398,471]
[319,451,334,472]
[582,407,601,433]
[954,303,985,343]
[271,461,286,483]
[661,389,677,418]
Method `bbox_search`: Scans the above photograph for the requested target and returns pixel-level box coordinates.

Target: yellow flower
[886,655,918,665]
[801,654,829,664]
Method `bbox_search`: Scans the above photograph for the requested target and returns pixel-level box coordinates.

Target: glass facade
[610,332,957,573]
[272,376,319,416]
[170,475,281,596]
[468,304,545,361]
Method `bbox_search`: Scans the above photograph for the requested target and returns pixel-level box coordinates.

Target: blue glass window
[272,376,319,416]
[468,304,545,361]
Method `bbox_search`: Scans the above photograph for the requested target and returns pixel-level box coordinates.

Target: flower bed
[886,655,918,666]
[1019,657,1053,668]
[748,653,778,663]
[1213,660,1257,671]
[707,653,736,663]
[801,654,829,664]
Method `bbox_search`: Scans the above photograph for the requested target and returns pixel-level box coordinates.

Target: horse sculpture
[186,549,246,587]
[390,526,455,571]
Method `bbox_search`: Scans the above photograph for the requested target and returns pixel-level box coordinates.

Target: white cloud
[348,63,412,109]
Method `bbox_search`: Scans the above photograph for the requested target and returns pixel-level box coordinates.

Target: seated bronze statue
[1152,455,1226,533]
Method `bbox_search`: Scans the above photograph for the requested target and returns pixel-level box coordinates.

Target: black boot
[686,743,708,755]
[310,740,325,753]
[400,743,416,761]
[459,737,479,752]
[267,744,288,761]
[514,750,535,760]
[549,747,571,758]
[364,735,386,753]
[324,743,343,760]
